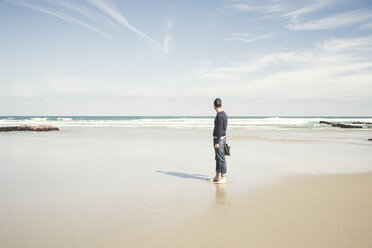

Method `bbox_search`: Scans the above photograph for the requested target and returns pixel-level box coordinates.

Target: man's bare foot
[208,172,221,182]
[208,177,220,183]
[215,176,227,184]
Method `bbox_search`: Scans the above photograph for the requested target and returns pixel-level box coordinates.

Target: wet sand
[2,173,371,248]
[137,173,372,248]
[1,127,372,247]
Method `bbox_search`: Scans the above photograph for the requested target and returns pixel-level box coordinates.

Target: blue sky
[1,0,372,116]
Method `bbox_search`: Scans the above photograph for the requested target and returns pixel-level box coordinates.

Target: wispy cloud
[5,0,170,53]
[167,35,372,99]
[224,33,274,43]
[5,0,110,38]
[219,0,372,32]
[45,0,97,21]
[220,0,288,15]
[319,35,372,52]
[287,9,372,30]
[85,0,166,52]
[220,0,335,20]
[163,35,172,54]
[45,0,123,32]
[164,18,174,31]
[3,33,372,100]
[281,0,335,20]
[163,18,174,53]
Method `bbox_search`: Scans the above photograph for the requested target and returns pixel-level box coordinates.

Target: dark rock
[331,123,363,128]
[319,121,333,125]
[369,138,372,141]
[352,121,372,125]
[319,121,363,128]
[0,125,59,132]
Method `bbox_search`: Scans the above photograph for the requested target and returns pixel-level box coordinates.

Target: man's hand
[214,143,219,149]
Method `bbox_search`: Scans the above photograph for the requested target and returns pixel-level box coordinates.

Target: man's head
[213,98,222,111]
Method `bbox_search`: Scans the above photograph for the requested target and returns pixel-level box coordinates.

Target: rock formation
[319,121,363,128]
[319,121,333,125]
[352,121,372,125]
[0,125,59,132]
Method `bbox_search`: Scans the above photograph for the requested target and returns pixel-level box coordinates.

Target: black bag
[224,143,231,156]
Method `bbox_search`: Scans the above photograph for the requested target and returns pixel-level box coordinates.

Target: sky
[1,0,372,116]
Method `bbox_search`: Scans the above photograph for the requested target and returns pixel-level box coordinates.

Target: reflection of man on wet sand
[209,98,228,184]
[215,184,226,205]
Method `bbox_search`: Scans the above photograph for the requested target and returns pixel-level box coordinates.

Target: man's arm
[217,114,224,138]
[214,114,223,149]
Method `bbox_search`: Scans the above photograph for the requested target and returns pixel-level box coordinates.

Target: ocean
[1,116,372,129]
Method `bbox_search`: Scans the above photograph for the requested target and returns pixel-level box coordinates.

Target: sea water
[1,116,372,129]
[1,116,371,146]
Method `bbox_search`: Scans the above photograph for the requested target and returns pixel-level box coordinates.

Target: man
[210,98,228,183]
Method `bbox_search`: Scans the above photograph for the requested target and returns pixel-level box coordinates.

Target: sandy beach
[164,173,372,248]
[1,123,372,247]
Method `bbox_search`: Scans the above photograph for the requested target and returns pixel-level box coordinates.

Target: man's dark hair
[214,98,222,108]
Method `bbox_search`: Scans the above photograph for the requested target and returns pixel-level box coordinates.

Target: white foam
[0,117,372,130]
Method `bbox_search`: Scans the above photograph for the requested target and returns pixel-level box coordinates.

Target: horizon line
[1,115,372,118]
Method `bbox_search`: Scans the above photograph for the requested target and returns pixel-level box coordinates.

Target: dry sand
[135,173,372,248]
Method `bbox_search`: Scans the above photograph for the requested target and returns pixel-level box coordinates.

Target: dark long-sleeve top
[213,111,228,144]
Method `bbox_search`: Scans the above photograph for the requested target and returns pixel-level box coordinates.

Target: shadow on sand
[155,170,210,181]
